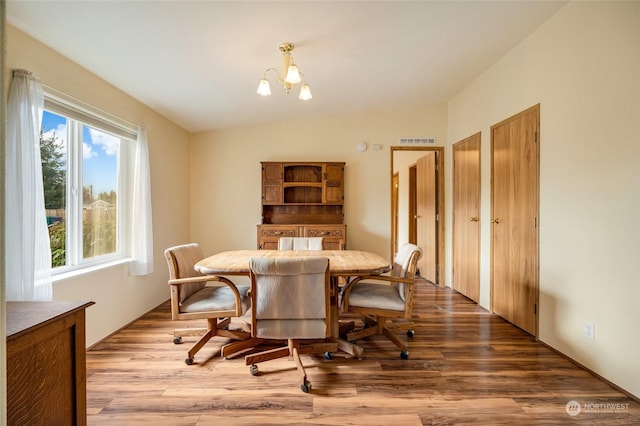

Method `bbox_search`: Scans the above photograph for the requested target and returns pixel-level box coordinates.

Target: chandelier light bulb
[285,64,301,84]
[257,78,271,96]
[298,83,312,101]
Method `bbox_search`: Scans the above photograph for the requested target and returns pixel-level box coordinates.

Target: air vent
[399,137,436,145]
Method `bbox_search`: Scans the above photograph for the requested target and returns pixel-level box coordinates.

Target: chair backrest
[391,243,423,301]
[164,243,206,303]
[249,256,330,340]
[391,243,423,279]
[278,237,324,250]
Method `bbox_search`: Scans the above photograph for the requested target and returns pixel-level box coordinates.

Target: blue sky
[42,110,118,197]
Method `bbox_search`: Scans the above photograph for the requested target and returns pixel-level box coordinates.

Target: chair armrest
[341,274,414,307]
[169,275,244,316]
[169,275,237,286]
[343,275,413,293]
[168,276,212,286]
[350,275,414,285]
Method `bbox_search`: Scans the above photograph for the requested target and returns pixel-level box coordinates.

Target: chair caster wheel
[301,381,311,393]
[324,352,334,360]
[173,337,182,344]
[185,357,194,365]
[407,329,415,338]
[249,364,259,376]
[400,351,409,360]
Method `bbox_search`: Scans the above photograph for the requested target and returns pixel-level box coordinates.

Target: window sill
[52,258,132,283]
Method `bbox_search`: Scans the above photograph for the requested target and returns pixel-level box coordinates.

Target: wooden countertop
[6,300,94,340]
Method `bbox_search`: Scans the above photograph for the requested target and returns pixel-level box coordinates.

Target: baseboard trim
[538,339,639,403]
[86,298,171,351]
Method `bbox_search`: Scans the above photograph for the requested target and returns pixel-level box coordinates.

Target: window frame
[43,89,137,275]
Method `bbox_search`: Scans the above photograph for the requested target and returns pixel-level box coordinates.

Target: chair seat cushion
[181,284,250,314]
[348,282,405,311]
[255,319,327,339]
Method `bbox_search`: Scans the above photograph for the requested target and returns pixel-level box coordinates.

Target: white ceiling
[7,1,566,132]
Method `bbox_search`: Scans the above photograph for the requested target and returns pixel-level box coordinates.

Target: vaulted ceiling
[7,1,566,132]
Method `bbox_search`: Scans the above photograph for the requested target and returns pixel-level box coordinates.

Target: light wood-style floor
[86,279,640,425]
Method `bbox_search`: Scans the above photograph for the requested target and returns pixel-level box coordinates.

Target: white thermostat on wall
[356,142,368,152]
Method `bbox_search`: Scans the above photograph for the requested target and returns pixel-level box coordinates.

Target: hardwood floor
[86,279,640,425]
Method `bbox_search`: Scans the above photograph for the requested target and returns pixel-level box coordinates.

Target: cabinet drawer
[303,225,347,250]
[304,225,345,239]
[257,225,298,249]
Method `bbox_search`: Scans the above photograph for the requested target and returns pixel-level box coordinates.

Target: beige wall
[189,106,447,270]
[447,1,640,397]
[6,25,192,346]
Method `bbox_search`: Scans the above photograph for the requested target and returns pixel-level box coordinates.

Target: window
[41,94,136,272]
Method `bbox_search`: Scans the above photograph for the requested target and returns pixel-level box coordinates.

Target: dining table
[195,249,391,358]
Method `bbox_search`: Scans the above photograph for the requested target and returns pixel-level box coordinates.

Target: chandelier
[257,42,312,101]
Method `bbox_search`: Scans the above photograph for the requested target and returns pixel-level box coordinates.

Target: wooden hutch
[257,161,346,250]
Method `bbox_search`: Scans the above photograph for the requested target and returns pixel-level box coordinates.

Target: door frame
[390,146,445,286]
[408,165,417,244]
[391,172,399,257]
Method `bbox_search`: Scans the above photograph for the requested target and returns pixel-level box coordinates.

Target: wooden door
[416,153,438,283]
[452,133,481,302]
[491,104,539,336]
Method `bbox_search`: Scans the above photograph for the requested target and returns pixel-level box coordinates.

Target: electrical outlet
[584,322,595,340]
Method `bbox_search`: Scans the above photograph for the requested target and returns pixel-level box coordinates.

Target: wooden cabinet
[259,162,346,249]
[6,300,94,426]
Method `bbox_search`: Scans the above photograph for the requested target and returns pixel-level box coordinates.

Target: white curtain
[5,69,52,300]
[130,126,154,276]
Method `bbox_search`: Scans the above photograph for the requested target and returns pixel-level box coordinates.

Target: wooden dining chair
[341,243,423,359]
[245,256,337,393]
[278,237,324,250]
[164,243,260,365]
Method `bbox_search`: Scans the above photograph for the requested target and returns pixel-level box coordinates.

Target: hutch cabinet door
[323,163,344,204]
[262,163,283,204]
